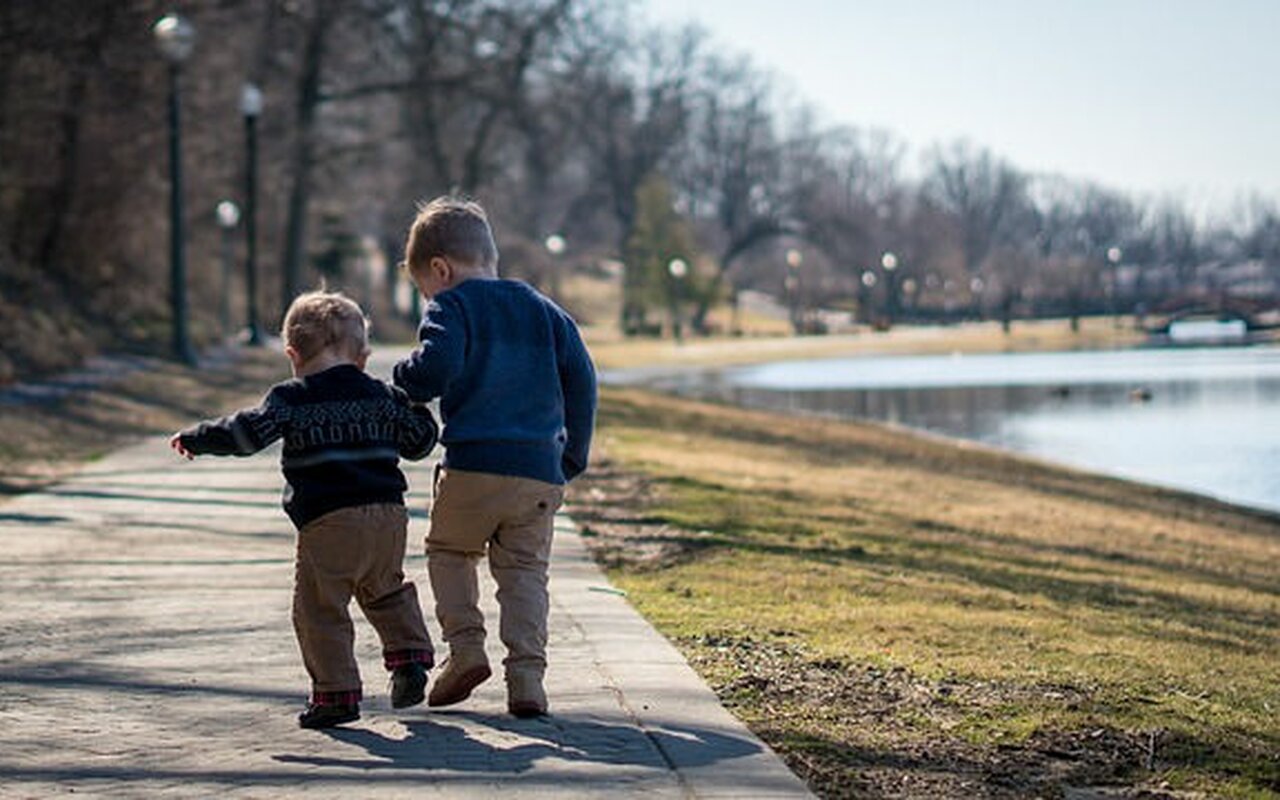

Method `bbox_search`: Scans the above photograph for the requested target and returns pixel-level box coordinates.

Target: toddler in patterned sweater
[172,291,438,729]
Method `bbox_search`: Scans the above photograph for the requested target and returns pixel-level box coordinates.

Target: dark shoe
[507,671,548,718]
[508,699,548,719]
[298,702,360,729]
[427,649,492,708]
[390,662,428,709]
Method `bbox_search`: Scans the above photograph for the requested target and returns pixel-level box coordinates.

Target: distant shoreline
[584,317,1149,372]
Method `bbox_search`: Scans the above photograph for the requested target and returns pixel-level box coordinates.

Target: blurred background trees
[2,0,1278,381]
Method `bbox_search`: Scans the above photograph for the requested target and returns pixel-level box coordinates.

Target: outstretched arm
[173,388,288,458]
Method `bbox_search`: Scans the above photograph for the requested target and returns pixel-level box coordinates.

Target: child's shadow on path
[274,710,760,775]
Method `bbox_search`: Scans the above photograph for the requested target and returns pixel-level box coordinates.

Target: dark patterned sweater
[178,363,438,528]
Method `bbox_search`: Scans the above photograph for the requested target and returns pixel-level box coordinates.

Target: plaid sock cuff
[311,689,362,706]
[384,649,435,671]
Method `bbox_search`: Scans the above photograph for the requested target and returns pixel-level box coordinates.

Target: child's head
[281,291,370,375]
[403,196,499,298]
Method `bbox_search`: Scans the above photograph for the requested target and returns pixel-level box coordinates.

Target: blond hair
[281,291,369,363]
[405,196,499,273]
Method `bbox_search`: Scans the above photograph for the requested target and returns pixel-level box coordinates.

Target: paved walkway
[0,387,812,796]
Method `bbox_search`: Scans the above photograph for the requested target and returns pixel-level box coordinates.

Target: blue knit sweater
[392,278,596,485]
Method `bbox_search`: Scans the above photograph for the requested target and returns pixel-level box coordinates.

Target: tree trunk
[37,5,116,280]
[280,1,337,319]
[690,224,789,334]
[689,277,719,334]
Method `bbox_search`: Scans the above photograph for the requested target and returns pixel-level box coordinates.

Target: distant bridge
[1142,293,1280,334]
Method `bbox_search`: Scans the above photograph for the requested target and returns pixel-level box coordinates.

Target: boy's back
[393,195,596,718]
[392,277,595,485]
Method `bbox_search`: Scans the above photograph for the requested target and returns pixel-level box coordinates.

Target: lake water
[607,346,1280,515]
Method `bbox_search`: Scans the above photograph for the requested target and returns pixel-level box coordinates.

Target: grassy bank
[568,386,1280,798]
[0,347,289,494]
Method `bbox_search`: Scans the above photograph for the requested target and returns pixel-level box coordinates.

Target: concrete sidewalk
[0,434,812,797]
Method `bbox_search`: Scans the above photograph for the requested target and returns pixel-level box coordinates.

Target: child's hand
[169,433,194,460]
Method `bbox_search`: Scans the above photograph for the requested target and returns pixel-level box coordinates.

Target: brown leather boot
[427,647,492,707]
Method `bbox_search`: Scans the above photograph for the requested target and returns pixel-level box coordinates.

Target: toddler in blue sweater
[393,196,596,717]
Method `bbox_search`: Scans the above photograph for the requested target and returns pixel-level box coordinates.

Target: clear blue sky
[643,0,1280,218]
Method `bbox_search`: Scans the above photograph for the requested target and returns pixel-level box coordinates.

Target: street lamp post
[241,83,264,344]
[667,258,688,344]
[901,277,918,316]
[785,248,803,333]
[969,275,986,319]
[881,251,899,327]
[860,270,878,325]
[153,12,196,364]
[544,233,566,302]
[1107,246,1123,329]
[215,200,240,336]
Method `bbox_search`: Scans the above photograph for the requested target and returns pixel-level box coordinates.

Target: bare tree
[674,55,796,332]
[482,0,627,280]
[386,0,575,198]
[569,23,703,332]
[923,140,1028,277]
[1147,201,1202,293]
[1027,177,1134,326]
[797,126,907,283]
[1238,197,1280,288]
[4,0,1274,381]
[922,141,1032,326]
[276,0,344,315]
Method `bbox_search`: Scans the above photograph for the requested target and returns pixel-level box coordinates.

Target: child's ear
[284,345,303,369]
[430,255,453,284]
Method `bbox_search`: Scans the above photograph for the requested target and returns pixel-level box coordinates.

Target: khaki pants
[293,503,433,696]
[426,468,564,680]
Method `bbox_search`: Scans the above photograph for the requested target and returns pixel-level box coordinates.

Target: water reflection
[612,347,1280,514]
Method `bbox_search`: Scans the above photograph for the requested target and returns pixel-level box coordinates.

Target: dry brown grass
[569,387,1280,798]
[0,347,289,494]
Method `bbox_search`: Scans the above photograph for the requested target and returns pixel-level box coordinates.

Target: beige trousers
[426,468,565,679]
[293,503,433,694]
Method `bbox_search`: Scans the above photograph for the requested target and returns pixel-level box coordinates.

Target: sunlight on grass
[574,387,1280,797]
